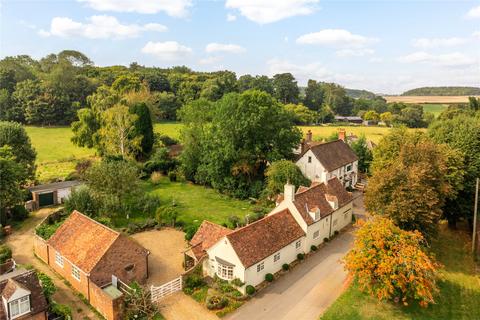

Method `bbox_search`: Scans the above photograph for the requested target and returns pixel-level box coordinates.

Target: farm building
[0,268,48,320]
[34,211,150,320]
[28,180,82,210]
[334,116,363,124]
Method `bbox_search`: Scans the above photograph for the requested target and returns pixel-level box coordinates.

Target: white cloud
[39,15,167,39]
[142,41,192,60]
[225,0,319,24]
[336,48,375,57]
[466,5,480,18]
[473,31,480,39]
[199,56,222,65]
[77,0,192,17]
[296,29,378,48]
[205,43,245,54]
[399,51,476,68]
[412,37,467,48]
[226,14,237,22]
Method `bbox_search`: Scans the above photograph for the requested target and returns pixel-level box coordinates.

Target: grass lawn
[421,104,448,117]
[25,126,96,182]
[113,176,264,228]
[320,222,480,320]
[154,121,183,139]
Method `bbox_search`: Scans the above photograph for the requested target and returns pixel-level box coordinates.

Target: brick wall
[89,282,124,320]
[33,235,49,264]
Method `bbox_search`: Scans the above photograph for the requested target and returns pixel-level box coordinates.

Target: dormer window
[9,296,30,319]
[309,206,321,221]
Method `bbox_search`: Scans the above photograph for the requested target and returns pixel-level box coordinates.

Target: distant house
[296,138,359,188]
[334,116,363,124]
[34,211,149,320]
[186,178,353,293]
[0,268,48,320]
[28,181,82,210]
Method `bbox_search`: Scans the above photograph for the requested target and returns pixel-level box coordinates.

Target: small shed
[28,180,83,209]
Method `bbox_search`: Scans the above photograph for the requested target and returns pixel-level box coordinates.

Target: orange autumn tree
[345,217,440,307]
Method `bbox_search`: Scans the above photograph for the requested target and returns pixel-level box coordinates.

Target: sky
[0,0,479,94]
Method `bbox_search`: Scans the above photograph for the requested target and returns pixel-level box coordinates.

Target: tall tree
[303,79,324,111]
[0,146,25,219]
[272,73,299,104]
[350,135,372,173]
[264,160,310,198]
[0,121,36,181]
[98,105,141,159]
[129,103,154,158]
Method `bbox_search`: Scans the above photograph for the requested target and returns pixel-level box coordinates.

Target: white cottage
[296,140,359,188]
[185,177,354,292]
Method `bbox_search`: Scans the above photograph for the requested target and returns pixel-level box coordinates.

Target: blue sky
[1,0,479,94]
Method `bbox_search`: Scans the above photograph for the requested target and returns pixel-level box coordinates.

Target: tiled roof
[299,140,358,171]
[28,180,82,193]
[227,209,305,268]
[190,221,232,260]
[0,269,47,320]
[293,177,353,225]
[48,210,120,273]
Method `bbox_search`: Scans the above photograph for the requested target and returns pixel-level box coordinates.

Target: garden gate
[150,276,182,302]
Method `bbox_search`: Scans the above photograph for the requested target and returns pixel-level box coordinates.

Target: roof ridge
[200,220,231,231]
[71,210,120,237]
[227,208,291,236]
[310,139,344,148]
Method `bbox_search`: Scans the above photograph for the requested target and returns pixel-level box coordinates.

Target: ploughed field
[383,95,474,104]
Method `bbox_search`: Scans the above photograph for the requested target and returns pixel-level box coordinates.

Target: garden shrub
[168,170,177,182]
[184,224,200,241]
[0,245,12,264]
[11,205,28,221]
[36,219,65,240]
[206,295,228,310]
[151,171,162,185]
[231,278,245,287]
[228,215,242,228]
[282,263,289,271]
[94,216,112,227]
[184,274,205,291]
[64,186,98,217]
[265,273,274,282]
[323,237,329,243]
[246,285,255,295]
[297,253,305,260]
[311,245,317,251]
[156,205,178,227]
[50,303,72,320]
[37,272,56,302]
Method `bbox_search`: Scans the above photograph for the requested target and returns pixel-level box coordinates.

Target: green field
[111,176,261,228]
[26,122,415,181]
[421,104,448,117]
[321,223,480,320]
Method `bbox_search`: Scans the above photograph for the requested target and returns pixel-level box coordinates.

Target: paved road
[226,228,354,320]
[7,208,99,320]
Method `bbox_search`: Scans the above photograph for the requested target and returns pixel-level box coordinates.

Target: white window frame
[273,252,280,263]
[256,262,264,273]
[313,230,320,239]
[295,240,301,250]
[55,251,64,268]
[9,296,30,319]
[217,263,234,280]
[346,164,352,172]
[72,265,81,281]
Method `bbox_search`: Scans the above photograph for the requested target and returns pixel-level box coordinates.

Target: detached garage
[28,180,83,210]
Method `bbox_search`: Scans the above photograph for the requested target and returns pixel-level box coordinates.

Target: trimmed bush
[297,253,305,260]
[324,237,329,243]
[0,245,12,264]
[246,285,255,295]
[311,245,318,251]
[231,278,245,287]
[282,263,289,271]
[206,295,228,310]
[265,273,274,282]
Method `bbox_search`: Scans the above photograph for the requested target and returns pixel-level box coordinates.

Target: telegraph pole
[472,178,479,254]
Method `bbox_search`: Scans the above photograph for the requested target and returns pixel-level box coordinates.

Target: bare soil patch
[159,292,219,320]
[132,228,187,285]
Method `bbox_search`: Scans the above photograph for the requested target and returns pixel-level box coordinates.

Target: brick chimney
[284,183,295,202]
[338,128,346,142]
[306,130,312,142]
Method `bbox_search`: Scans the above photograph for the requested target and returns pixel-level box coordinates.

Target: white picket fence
[151,276,182,302]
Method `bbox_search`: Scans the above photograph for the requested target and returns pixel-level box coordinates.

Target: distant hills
[401,87,480,96]
[345,88,377,99]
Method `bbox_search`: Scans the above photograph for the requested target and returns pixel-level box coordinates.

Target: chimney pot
[306,130,313,142]
[339,129,346,142]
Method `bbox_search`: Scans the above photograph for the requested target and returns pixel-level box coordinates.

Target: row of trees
[2,50,413,127]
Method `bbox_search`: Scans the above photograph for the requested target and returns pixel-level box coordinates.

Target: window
[308,156,312,163]
[217,263,234,280]
[346,164,352,172]
[295,240,301,250]
[257,262,264,273]
[313,230,320,239]
[274,252,280,262]
[55,251,64,268]
[72,265,81,281]
[9,296,30,319]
